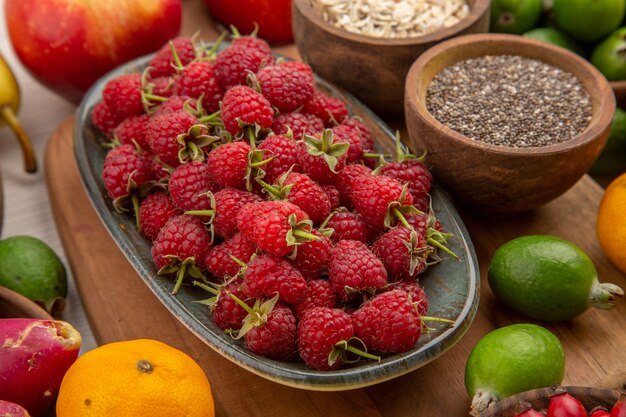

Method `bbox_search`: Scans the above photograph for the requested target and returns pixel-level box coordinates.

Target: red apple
[204,0,293,45]
[4,0,182,104]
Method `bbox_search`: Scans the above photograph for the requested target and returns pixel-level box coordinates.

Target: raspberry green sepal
[245,147,274,191]
[589,280,624,309]
[231,293,280,340]
[183,192,217,243]
[191,280,220,306]
[199,31,226,60]
[404,230,434,276]
[157,255,206,295]
[286,214,321,246]
[176,124,219,163]
[384,184,422,228]
[257,168,296,200]
[329,338,381,367]
[303,130,350,173]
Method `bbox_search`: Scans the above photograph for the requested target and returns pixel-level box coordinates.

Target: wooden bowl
[477,385,621,417]
[0,286,53,319]
[292,0,490,115]
[404,33,615,215]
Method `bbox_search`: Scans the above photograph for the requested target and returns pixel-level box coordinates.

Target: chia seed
[425,55,593,148]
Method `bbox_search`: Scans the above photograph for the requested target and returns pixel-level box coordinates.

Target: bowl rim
[405,33,615,156]
[292,0,491,46]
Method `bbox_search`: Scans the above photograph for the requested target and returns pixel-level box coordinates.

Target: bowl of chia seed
[404,33,615,215]
[292,0,490,116]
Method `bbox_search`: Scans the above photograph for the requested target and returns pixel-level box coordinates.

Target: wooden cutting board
[45,116,626,416]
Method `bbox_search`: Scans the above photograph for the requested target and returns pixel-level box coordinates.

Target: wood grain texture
[404,33,615,215]
[292,0,490,115]
[46,117,626,417]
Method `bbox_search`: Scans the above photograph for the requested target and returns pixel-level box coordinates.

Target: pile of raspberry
[92,34,455,371]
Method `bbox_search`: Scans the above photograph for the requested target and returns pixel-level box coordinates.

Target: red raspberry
[232,35,271,55]
[205,233,257,281]
[211,188,263,239]
[404,212,430,237]
[210,278,251,330]
[102,73,144,118]
[171,61,223,114]
[279,172,331,224]
[299,130,349,184]
[138,192,179,241]
[242,301,297,361]
[91,101,124,138]
[352,174,414,229]
[114,114,150,150]
[334,163,372,209]
[151,214,212,294]
[148,76,174,98]
[352,290,421,354]
[332,124,364,163]
[257,134,301,183]
[153,95,196,116]
[379,160,433,203]
[242,255,307,305]
[325,211,370,244]
[147,110,202,167]
[328,240,388,301]
[290,229,333,280]
[168,161,219,213]
[386,281,428,316]
[206,141,252,189]
[146,154,170,181]
[297,307,354,370]
[214,45,273,89]
[257,62,315,112]
[371,227,430,282]
[102,144,151,210]
[302,91,349,126]
[236,201,310,254]
[221,86,274,136]
[272,112,325,140]
[321,185,340,210]
[344,118,375,154]
[294,280,337,319]
[148,37,197,79]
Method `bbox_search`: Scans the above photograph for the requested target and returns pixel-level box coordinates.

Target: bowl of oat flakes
[404,33,615,215]
[292,0,490,115]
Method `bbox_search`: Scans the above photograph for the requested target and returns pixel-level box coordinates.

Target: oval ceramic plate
[74,51,480,391]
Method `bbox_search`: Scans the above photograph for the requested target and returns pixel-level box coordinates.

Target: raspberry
[385,281,428,316]
[91,101,124,138]
[290,229,333,280]
[257,62,315,112]
[171,61,223,113]
[257,134,301,183]
[352,174,414,229]
[206,141,252,190]
[328,240,388,301]
[242,255,307,305]
[148,37,197,79]
[114,114,150,150]
[299,130,349,184]
[325,211,370,244]
[379,160,433,203]
[211,188,263,239]
[332,124,364,163]
[334,164,372,209]
[221,86,274,136]
[352,290,422,354]
[168,161,219,213]
[102,144,151,210]
[278,172,331,225]
[102,73,144,118]
[344,118,375,154]
[238,201,311,257]
[321,185,341,210]
[210,278,251,330]
[297,307,354,370]
[138,192,179,241]
[214,45,273,90]
[242,301,297,361]
[148,76,174,98]
[272,112,325,140]
[151,214,212,294]
[302,91,349,126]
[205,233,257,281]
[294,280,337,319]
[147,110,201,167]
[371,226,430,281]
